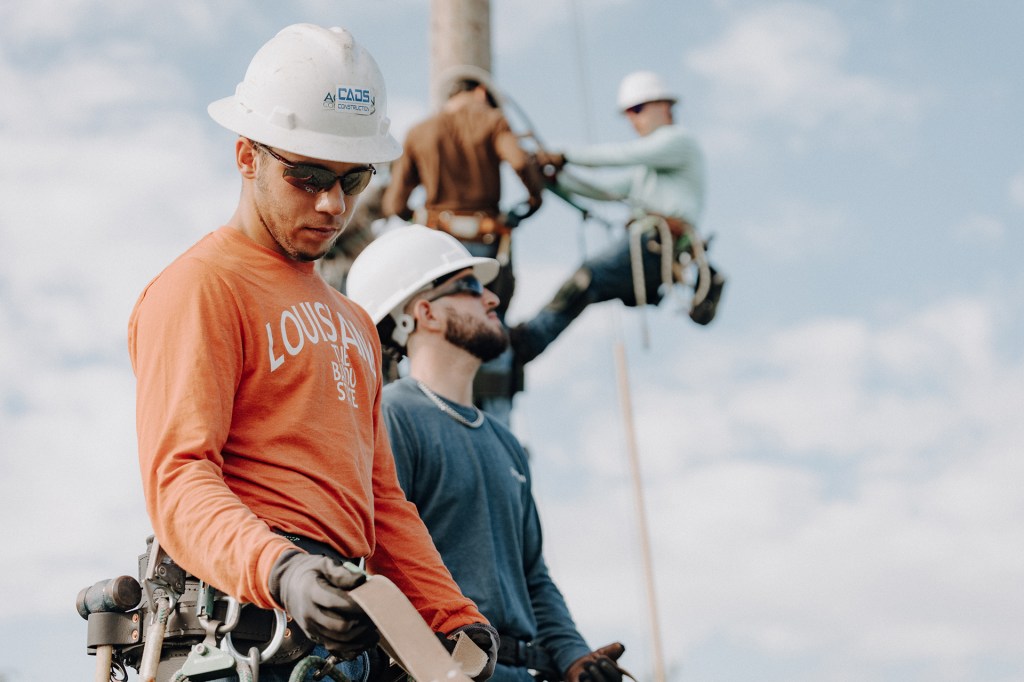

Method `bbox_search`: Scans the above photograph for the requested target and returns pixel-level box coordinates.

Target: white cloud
[0,48,181,134]
[0,0,102,44]
[953,214,1005,243]
[0,16,233,622]
[529,293,1024,680]
[735,199,852,262]
[0,1,249,48]
[687,3,919,134]
[1009,172,1024,209]
[491,0,626,58]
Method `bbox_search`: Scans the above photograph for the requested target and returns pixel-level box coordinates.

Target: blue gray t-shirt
[382,377,590,679]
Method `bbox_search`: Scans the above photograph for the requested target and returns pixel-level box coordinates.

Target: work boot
[689,267,725,326]
[509,267,595,364]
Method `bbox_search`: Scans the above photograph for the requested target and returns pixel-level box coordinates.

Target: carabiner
[221,605,288,665]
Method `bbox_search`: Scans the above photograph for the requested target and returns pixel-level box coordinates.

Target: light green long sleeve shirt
[560,123,705,225]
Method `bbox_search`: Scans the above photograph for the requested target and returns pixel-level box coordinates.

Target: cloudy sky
[1,1,1022,681]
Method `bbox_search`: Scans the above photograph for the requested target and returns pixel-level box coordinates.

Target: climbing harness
[627,215,673,348]
[79,536,487,682]
[630,215,714,308]
[416,380,486,428]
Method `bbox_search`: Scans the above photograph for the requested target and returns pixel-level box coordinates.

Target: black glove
[437,623,499,682]
[565,642,627,682]
[502,200,539,229]
[535,150,566,171]
[268,550,378,658]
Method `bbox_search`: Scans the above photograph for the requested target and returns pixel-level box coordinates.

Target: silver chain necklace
[415,380,485,429]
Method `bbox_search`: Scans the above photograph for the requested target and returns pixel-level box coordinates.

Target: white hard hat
[616,70,678,112]
[346,226,500,347]
[433,64,505,110]
[208,23,402,163]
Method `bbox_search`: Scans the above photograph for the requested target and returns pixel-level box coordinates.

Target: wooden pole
[429,0,491,109]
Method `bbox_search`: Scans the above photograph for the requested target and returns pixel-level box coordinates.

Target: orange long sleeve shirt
[128,226,484,632]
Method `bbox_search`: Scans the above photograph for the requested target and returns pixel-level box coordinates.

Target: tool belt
[84,534,364,676]
[416,208,510,244]
[84,536,489,682]
[497,635,559,678]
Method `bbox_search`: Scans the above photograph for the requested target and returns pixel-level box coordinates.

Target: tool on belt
[414,208,510,244]
[79,536,487,682]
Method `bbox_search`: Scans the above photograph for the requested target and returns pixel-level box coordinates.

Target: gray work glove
[268,550,378,658]
[565,642,628,682]
[437,623,499,682]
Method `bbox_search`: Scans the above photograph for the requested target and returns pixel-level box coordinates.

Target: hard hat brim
[619,95,679,114]
[433,64,505,111]
[368,255,500,325]
[208,97,403,164]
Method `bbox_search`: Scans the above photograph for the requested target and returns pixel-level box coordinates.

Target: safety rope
[628,215,681,347]
[237,659,256,682]
[681,222,712,308]
[564,5,668,681]
[289,655,351,682]
[628,216,678,309]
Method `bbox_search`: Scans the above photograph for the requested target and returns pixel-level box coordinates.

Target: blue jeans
[513,231,666,363]
[489,662,536,682]
[206,646,369,682]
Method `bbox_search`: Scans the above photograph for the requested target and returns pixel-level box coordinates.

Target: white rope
[627,214,681,348]
[627,218,650,348]
[684,223,712,308]
[565,3,668,680]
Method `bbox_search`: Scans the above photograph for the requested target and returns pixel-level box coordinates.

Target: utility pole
[429,0,491,109]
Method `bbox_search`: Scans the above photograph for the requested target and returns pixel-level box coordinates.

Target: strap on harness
[627,214,714,345]
[345,571,485,682]
[628,215,676,349]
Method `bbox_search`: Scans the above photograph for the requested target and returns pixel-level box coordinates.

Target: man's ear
[410,299,445,333]
[236,137,258,179]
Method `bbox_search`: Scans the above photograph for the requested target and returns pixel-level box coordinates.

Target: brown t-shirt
[383,101,544,219]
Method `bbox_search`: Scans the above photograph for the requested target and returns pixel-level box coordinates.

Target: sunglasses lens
[340,168,374,196]
[427,275,484,302]
[282,165,337,193]
[457,277,484,296]
[282,165,375,195]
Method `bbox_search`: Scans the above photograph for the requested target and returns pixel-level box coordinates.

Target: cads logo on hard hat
[323,85,376,115]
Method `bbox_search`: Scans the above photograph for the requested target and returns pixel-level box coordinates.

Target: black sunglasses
[253,141,376,196]
[626,103,646,115]
[426,275,485,302]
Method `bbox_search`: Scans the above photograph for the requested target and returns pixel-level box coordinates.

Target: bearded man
[346,226,628,682]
